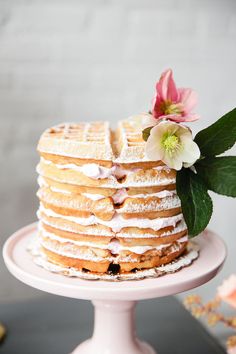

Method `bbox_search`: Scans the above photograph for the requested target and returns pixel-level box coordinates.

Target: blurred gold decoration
[184,275,236,353]
[0,323,6,343]
[227,335,236,351]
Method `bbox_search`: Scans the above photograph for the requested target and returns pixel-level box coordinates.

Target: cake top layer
[37,118,150,163]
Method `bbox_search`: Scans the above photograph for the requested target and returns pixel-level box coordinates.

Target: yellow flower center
[160,100,182,115]
[162,133,181,156]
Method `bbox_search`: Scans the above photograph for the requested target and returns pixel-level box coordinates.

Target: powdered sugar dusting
[39,204,184,232]
[28,237,199,281]
[117,195,181,213]
[38,122,115,161]
[39,224,188,255]
[38,158,175,188]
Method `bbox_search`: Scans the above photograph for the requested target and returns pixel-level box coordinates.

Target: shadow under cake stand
[3,223,226,354]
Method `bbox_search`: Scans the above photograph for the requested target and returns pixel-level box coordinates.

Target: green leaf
[194,107,236,156]
[176,168,213,237]
[196,156,236,197]
[142,126,152,141]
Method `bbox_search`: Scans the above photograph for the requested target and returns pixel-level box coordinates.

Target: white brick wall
[0,0,236,319]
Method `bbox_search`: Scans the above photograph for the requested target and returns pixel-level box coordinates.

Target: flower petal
[152,94,163,119]
[179,136,201,164]
[178,88,198,114]
[142,113,159,129]
[158,113,184,122]
[145,137,165,161]
[145,124,166,161]
[156,69,178,102]
[162,150,183,170]
[182,113,200,122]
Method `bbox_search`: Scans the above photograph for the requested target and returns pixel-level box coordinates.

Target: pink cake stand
[3,223,226,354]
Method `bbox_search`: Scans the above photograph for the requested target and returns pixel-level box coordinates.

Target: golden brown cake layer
[41,242,187,274]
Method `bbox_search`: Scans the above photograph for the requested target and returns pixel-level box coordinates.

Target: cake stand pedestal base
[72,300,155,354]
[3,224,226,354]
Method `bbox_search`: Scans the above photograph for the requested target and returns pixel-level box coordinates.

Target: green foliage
[142,127,152,141]
[196,156,236,197]
[194,108,236,156]
[142,108,236,237]
[176,168,213,237]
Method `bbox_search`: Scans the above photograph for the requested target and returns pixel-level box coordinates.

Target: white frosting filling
[40,235,186,262]
[37,162,175,188]
[117,219,187,238]
[41,158,171,181]
[39,225,188,255]
[111,188,176,204]
[38,176,176,203]
[29,236,199,280]
[80,164,115,179]
[41,238,106,262]
[41,158,133,180]
[39,212,187,239]
[131,189,176,199]
[39,215,113,236]
[39,203,183,232]
[81,189,176,203]
[117,195,180,214]
[51,187,71,194]
[38,176,72,195]
[81,193,105,200]
[38,176,48,187]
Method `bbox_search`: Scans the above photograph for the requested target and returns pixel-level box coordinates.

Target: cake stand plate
[3,223,226,354]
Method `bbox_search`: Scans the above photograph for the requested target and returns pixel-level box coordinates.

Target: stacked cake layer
[36,119,188,274]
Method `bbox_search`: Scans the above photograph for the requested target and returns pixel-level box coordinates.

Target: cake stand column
[71,300,157,354]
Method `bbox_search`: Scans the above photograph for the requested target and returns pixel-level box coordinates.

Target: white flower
[145,121,200,170]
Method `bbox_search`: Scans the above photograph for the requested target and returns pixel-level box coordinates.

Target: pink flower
[218,275,236,309]
[152,69,200,122]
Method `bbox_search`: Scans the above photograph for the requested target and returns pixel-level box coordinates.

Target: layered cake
[36,118,188,275]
